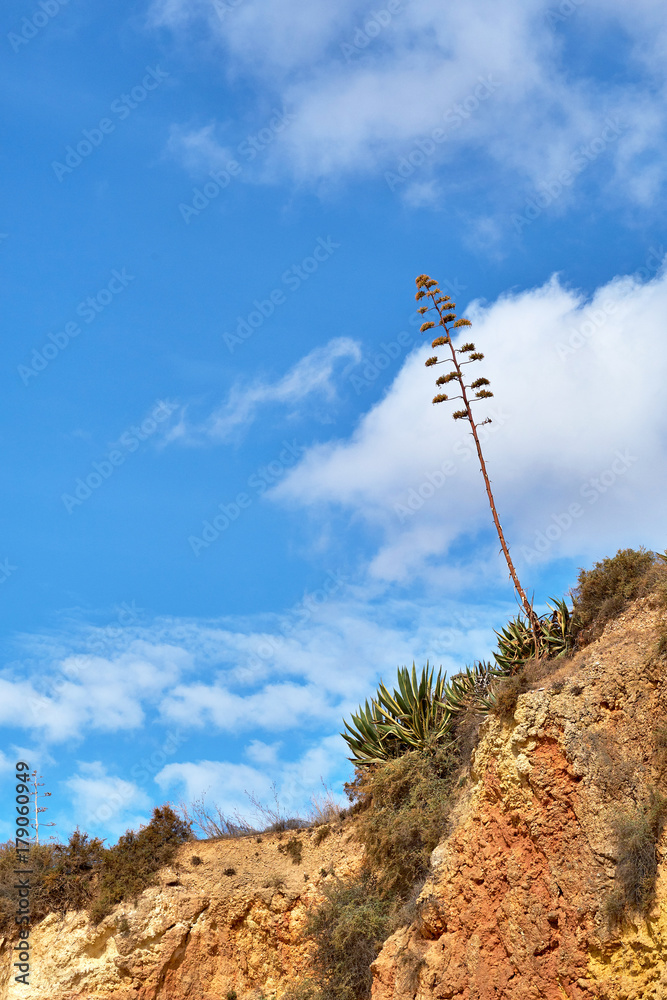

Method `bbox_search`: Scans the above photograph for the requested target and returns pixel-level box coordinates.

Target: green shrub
[38,830,105,915]
[305,873,392,1000]
[0,831,106,939]
[573,547,659,641]
[89,805,192,924]
[604,790,667,926]
[0,841,56,939]
[346,744,457,897]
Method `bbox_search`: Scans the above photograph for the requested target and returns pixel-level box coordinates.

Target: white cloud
[65,761,151,837]
[166,122,234,175]
[159,680,335,731]
[0,590,503,755]
[167,337,361,445]
[150,0,667,202]
[155,733,350,825]
[0,642,193,743]
[271,259,667,581]
[245,739,282,765]
[155,759,276,823]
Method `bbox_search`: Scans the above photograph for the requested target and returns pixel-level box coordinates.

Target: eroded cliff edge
[1,594,666,1000]
[0,823,364,1000]
[373,595,667,1000]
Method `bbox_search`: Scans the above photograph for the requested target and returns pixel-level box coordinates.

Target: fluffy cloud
[0,642,193,743]
[0,590,502,752]
[65,761,152,838]
[271,258,667,581]
[151,0,667,202]
[155,732,349,826]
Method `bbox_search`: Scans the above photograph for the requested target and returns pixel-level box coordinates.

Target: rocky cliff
[374,595,667,1000]
[0,823,364,1000]
[1,594,666,1000]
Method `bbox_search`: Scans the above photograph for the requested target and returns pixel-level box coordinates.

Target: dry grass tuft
[603,789,667,927]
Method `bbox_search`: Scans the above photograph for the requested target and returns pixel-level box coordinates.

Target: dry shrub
[178,796,255,839]
[347,745,457,898]
[305,873,392,1000]
[0,807,190,936]
[390,877,426,930]
[278,837,303,864]
[397,948,426,991]
[246,782,309,834]
[604,790,667,926]
[654,626,667,661]
[573,547,663,644]
[653,722,667,747]
[450,707,484,768]
[308,785,344,826]
[653,721,667,776]
[490,673,528,721]
[279,979,322,1000]
[313,825,330,846]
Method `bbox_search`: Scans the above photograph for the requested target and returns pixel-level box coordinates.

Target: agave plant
[342,600,579,765]
[493,597,576,674]
[442,659,501,714]
[341,662,455,766]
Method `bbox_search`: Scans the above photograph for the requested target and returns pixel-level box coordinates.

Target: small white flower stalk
[416,273,540,644]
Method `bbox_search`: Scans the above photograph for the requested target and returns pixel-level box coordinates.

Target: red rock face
[372,596,667,1000]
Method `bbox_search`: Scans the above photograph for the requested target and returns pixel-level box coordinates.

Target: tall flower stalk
[416,273,540,643]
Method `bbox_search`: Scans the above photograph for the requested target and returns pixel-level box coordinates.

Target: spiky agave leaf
[492,598,577,675]
[341,662,454,765]
[435,660,504,718]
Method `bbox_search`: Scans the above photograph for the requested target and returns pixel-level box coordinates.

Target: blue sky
[1,0,666,844]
